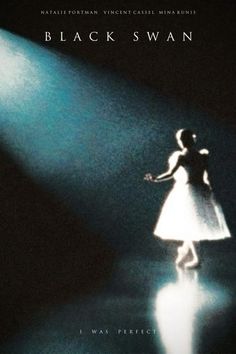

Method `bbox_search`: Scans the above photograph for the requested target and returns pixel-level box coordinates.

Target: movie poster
[0,1,235,353]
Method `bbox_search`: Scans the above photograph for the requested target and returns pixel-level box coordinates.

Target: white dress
[154,149,231,241]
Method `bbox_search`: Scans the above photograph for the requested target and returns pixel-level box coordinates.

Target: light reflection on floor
[155,267,230,354]
[1,255,234,354]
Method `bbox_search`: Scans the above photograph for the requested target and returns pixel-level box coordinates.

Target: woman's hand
[144,173,156,182]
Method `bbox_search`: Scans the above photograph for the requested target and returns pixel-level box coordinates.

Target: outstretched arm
[144,155,182,183]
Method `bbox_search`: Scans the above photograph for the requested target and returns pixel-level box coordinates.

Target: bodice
[169,149,209,185]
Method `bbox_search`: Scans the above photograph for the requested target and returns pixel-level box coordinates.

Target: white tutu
[154,151,231,241]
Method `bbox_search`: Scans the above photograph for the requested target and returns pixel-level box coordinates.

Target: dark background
[0,0,235,347]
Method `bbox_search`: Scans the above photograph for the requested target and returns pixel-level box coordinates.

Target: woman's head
[176,129,196,149]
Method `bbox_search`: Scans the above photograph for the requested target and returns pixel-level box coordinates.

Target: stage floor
[1,241,235,354]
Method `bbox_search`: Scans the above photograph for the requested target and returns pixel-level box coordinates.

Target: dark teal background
[0,1,235,353]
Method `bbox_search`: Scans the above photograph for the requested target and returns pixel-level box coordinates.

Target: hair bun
[176,129,196,147]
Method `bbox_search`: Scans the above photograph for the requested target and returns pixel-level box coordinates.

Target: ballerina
[144,129,231,268]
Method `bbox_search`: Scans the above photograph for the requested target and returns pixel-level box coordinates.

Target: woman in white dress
[144,129,231,268]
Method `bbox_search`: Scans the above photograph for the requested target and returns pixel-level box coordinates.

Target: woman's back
[179,148,208,185]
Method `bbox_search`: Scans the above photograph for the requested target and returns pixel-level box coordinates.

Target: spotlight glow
[0,35,40,98]
[0,29,152,183]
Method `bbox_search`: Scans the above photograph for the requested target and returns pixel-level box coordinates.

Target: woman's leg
[184,241,200,268]
[175,241,189,265]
